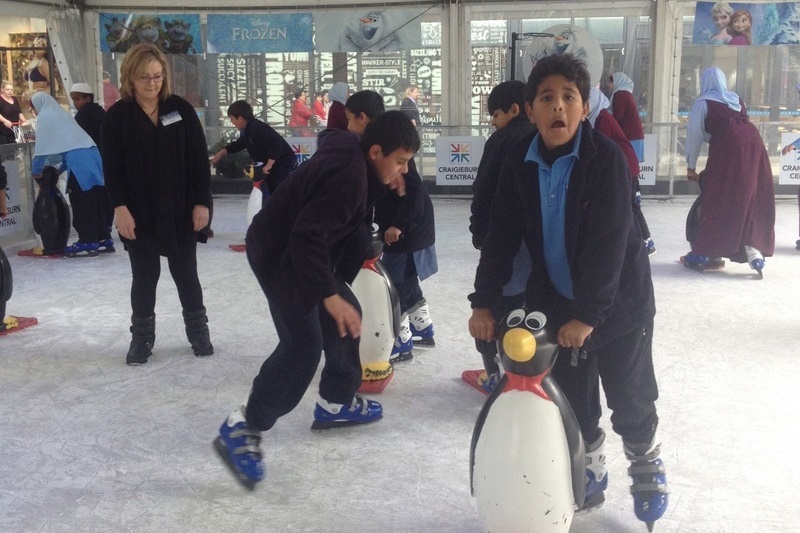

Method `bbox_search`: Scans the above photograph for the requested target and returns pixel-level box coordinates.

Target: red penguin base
[18,247,63,258]
[462,369,491,396]
[358,373,394,393]
[228,244,246,253]
[0,316,39,336]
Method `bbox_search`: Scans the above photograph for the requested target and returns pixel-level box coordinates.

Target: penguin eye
[524,311,547,330]
[506,309,525,327]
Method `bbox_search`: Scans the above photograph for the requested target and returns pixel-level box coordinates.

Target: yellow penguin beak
[502,328,537,363]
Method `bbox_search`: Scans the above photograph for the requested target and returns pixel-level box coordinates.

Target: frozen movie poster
[99,13,202,54]
[693,2,800,45]
[314,9,421,53]
[207,14,313,54]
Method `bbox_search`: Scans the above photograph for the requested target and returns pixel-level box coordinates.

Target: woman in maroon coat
[683,67,775,277]
[608,72,645,161]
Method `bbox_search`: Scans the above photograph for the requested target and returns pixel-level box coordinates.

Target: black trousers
[126,236,204,317]
[67,174,111,243]
[245,261,362,432]
[550,320,659,447]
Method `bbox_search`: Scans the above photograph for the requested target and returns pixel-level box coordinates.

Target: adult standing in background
[400,85,421,127]
[102,43,214,365]
[312,90,328,126]
[326,82,349,130]
[1,81,27,143]
[683,66,775,275]
[0,80,28,218]
[288,88,313,137]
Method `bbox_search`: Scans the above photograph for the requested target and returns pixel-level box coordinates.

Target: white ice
[2,195,799,533]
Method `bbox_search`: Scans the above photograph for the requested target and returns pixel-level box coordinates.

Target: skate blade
[310,415,383,431]
[389,352,413,364]
[411,336,435,347]
[213,437,258,491]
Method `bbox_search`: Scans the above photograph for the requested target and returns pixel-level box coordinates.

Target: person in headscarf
[606,72,645,161]
[683,66,775,275]
[30,91,113,257]
[326,82,349,130]
[588,87,655,255]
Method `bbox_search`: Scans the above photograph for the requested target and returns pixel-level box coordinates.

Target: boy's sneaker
[64,241,99,258]
[579,429,608,513]
[213,407,264,490]
[625,439,669,531]
[644,238,656,256]
[311,395,383,430]
[98,238,115,253]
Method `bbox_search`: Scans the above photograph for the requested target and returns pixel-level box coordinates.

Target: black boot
[126,315,155,365]
[183,307,214,356]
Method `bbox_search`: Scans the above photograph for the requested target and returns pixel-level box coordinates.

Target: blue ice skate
[644,238,657,256]
[409,299,435,346]
[98,238,116,253]
[480,371,500,395]
[311,395,383,430]
[626,442,669,532]
[213,408,264,490]
[744,245,764,279]
[579,429,608,513]
[64,241,99,258]
[389,334,413,363]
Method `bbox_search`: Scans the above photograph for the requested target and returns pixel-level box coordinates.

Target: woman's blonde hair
[404,85,418,98]
[711,2,734,16]
[119,43,171,101]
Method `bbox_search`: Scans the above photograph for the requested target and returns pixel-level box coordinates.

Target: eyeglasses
[137,73,164,85]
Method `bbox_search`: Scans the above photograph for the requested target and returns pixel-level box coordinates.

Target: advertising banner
[315,9,421,52]
[638,134,658,186]
[693,2,800,45]
[207,14,313,54]
[100,13,202,54]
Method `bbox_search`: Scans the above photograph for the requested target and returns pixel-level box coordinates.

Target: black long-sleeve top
[469,113,536,249]
[225,118,295,177]
[469,123,655,349]
[246,130,386,320]
[74,102,105,147]
[373,158,434,253]
[101,95,212,256]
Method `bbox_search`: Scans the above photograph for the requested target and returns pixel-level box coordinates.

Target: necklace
[138,101,158,117]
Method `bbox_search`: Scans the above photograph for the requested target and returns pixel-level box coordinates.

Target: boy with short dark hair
[210,100,296,198]
[465,80,535,392]
[468,54,668,530]
[215,111,419,490]
[346,91,438,362]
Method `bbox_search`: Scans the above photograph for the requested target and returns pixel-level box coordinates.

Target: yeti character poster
[100,13,202,54]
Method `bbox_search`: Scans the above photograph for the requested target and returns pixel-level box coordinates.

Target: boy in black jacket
[346,90,437,363]
[215,111,419,490]
[465,80,535,392]
[468,54,668,529]
[210,100,296,199]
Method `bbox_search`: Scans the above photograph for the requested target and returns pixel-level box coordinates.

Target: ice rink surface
[2,195,799,533]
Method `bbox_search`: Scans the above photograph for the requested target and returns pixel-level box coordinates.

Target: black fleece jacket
[469,122,655,349]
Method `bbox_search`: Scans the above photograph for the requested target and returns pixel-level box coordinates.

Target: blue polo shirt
[524,124,583,299]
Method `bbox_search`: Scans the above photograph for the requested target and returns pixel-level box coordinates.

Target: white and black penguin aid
[470,309,585,533]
